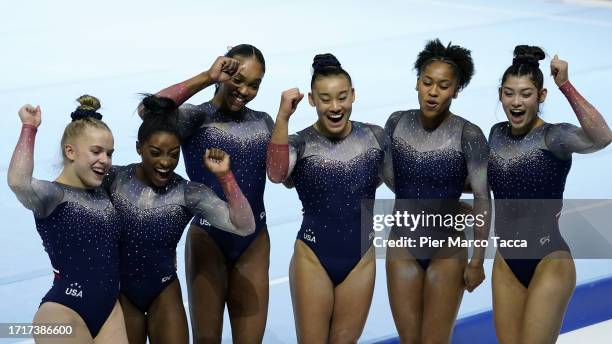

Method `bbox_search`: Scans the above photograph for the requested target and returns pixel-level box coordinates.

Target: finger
[208,148,220,160]
[204,149,210,160]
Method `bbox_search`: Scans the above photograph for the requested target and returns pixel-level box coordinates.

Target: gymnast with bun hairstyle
[488,45,612,343]
[104,94,255,344]
[8,96,128,343]
[267,53,393,343]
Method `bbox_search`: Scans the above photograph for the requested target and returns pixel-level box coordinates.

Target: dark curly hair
[414,39,475,91]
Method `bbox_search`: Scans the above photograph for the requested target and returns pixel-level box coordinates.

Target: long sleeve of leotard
[185,171,255,236]
[383,112,405,192]
[138,73,215,138]
[8,125,63,218]
[371,124,395,191]
[267,133,303,184]
[461,122,492,259]
[546,81,612,157]
[266,142,290,183]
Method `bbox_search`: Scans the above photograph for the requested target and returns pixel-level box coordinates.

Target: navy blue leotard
[104,164,252,311]
[30,181,120,337]
[385,110,490,270]
[285,121,389,286]
[488,80,612,288]
[488,122,572,287]
[178,102,273,263]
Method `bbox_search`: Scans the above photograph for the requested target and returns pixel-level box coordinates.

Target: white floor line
[557,318,612,343]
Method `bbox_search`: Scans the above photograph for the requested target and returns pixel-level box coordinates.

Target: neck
[420,109,452,130]
[135,163,154,187]
[211,92,224,109]
[56,167,88,189]
[314,120,352,139]
[511,116,545,136]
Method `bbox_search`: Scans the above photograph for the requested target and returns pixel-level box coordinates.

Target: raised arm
[8,105,61,217]
[138,56,242,118]
[186,148,255,235]
[546,55,612,156]
[266,88,304,183]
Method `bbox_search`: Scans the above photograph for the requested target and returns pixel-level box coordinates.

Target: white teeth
[155,168,170,173]
[328,114,343,119]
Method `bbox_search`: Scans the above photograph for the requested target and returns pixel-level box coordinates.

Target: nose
[511,94,521,107]
[159,157,171,168]
[330,100,342,112]
[237,85,248,96]
[99,153,110,166]
[427,85,439,97]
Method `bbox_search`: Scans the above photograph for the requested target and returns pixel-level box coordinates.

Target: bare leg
[492,253,528,344]
[33,302,93,344]
[328,248,376,344]
[185,225,228,344]
[386,245,425,344]
[520,251,575,344]
[227,228,271,344]
[421,256,466,344]
[146,279,189,344]
[290,240,334,344]
[93,301,128,344]
[119,294,146,344]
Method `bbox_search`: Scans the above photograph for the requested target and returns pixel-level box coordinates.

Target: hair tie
[71,108,102,122]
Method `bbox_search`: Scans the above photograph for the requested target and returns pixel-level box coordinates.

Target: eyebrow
[503,86,535,92]
[149,144,180,151]
[318,90,349,96]
[235,73,262,84]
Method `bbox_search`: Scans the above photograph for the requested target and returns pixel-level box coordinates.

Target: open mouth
[509,109,526,123]
[92,166,106,179]
[154,167,171,181]
[326,113,344,124]
[230,92,247,107]
[425,100,438,110]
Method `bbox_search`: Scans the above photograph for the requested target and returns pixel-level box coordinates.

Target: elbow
[267,174,285,184]
[266,167,287,184]
[598,136,612,150]
[7,175,22,194]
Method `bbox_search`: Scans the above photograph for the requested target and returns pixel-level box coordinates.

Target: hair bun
[312,53,341,73]
[140,94,178,120]
[71,95,102,121]
[513,45,545,67]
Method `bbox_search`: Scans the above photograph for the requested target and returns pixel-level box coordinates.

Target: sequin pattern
[289,122,385,285]
[179,102,273,262]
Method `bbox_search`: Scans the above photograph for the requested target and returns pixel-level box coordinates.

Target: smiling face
[136,132,181,187]
[500,75,547,135]
[417,61,459,121]
[214,56,264,112]
[309,74,355,138]
[64,126,114,188]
